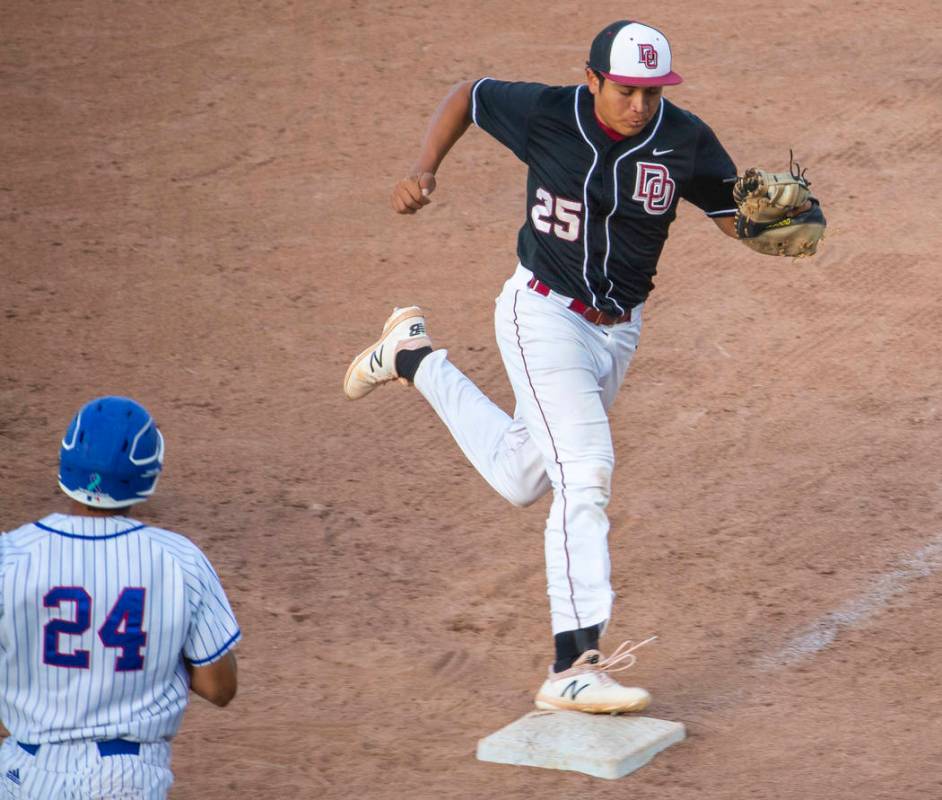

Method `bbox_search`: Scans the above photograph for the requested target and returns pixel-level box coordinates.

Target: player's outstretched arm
[186,650,238,707]
[391,79,475,214]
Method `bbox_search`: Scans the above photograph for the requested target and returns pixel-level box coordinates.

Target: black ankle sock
[395,346,433,382]
[553,623,602,673]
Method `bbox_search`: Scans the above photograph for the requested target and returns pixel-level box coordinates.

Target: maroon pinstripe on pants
[511,290,581,628]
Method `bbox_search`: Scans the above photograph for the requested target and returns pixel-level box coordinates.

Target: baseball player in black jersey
[344,20,813,714]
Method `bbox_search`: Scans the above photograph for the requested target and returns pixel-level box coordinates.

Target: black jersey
[471,78,737,313]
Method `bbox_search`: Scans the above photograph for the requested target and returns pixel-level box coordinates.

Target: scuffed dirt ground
[1,2,940,798]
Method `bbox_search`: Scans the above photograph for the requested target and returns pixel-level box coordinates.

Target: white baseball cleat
[343,306,432,400]
[534,637,656,714]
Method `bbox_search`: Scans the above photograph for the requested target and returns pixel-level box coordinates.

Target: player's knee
[499,474,552,508]
[505,486,544,508]
[580,484,611,512]
[555,462,612,507]
[497,481,540,508]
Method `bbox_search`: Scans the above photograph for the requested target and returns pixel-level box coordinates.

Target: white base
[476,710,686,780]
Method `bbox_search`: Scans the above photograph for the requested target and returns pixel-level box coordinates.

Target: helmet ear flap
[128,420,163,466]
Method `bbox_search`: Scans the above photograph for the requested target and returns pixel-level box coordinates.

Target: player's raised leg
[343,307,552,508]
[412,350,551,507]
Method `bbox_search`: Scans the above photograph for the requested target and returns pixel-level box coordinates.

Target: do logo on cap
[587,20,683,87]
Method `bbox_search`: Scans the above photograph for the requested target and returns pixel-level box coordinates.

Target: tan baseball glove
[733,153,826,257]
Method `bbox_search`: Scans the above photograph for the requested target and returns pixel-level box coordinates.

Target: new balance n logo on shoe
[409,322,426,337]
[5,768,20,785]
[561,680,590,701]
[369,346,384,372]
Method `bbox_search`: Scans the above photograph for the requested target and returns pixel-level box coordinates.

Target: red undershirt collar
[594,113,627,141]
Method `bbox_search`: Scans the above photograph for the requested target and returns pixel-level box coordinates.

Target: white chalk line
[757,534,942,670]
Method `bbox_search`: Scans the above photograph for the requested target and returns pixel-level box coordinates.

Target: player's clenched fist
[391,171,436,214]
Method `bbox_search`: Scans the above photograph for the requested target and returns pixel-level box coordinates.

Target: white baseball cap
[587,20,683,86]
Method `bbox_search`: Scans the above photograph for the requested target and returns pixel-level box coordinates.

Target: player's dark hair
[586,63,606,87]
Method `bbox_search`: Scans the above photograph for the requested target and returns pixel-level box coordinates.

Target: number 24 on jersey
[43,586,147,672]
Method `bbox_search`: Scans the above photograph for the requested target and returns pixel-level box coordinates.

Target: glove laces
[789,148,810,184]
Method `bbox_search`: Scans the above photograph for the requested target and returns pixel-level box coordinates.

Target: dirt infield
[2,1,941,798]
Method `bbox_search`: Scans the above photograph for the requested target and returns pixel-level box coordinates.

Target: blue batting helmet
[58,396,165,509]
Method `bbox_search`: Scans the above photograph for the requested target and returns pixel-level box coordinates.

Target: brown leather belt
[526,278,633,326]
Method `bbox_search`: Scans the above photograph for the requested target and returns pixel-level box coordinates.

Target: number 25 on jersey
[43,586,147,672]
[531,188,583,242]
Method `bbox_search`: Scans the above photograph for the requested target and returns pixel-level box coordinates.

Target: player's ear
[585,66,601,95]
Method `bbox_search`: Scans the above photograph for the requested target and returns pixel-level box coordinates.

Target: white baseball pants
[0,738,173,799]
[414,264,643,634]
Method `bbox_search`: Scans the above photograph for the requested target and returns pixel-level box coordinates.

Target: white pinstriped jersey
[0,514,241,744]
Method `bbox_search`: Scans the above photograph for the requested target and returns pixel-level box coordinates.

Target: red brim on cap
[600,70,683,86]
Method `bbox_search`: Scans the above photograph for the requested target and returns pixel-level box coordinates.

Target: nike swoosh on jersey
[652,148,674,156]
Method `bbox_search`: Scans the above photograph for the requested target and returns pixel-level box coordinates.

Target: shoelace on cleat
[591,635,658,674]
